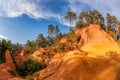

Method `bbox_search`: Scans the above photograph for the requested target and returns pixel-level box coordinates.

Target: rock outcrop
[32,48,49,65]
[0,50,17,80]
[5,50,15,69]
[75,24,120,56]
[13,50,31,66]
[39,51,120,80]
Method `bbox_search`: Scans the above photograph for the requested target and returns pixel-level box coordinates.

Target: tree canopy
[65,12,77,29]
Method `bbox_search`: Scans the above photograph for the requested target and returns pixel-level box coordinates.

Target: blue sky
[0,0,120,44]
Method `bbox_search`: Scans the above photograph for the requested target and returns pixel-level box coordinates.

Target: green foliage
[106,13,118,31]
[0,39,23,63]
[78,10,104,28]
[117,21,120,32]
[64,10,120,41]
[56,43,64,53]
[62,29,80,51]
[16,58,46,77]
[8,68,17,76]
[106,13,119,40]
[25,75,34,80]
[47,24,62,46]
[67,29,79,43]
[0,39,10,63]
[24,25,62,56]
[55,25,60,37]
[48,24,54,37]
[36,34,47,48]
[75,20,86,29]
[65,12,77,28]
[25,40,35,53]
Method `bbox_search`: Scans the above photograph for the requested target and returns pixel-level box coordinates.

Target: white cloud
[0,0,70,27]
[68,0,120,19]
[0,0,59,19]
[0,0,74,27]
[1,0,120,27]
[0,0,69,26]
[0,34,8,40]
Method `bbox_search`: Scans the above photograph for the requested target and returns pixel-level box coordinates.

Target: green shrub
[16,58,46,77]
[25,75,34,80]
[56,43,64,53]
[8,68,16,76]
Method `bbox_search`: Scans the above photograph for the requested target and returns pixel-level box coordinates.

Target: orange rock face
[0,68,15,80]
[5,50,15,69]
[75,24,114,45]
[32,48,49,65]
[0,50,16,80]
[13,50,31,66]
[75,24,120,56]
[39,51,120,80]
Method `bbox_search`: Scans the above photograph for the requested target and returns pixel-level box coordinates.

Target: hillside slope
[75,24,120,56]
[35,24,120,80]
[39,52,120,80]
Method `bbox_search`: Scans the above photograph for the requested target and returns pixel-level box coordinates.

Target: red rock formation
[13,50,31,66]
[0,50,23,80]
[5,50,15,69]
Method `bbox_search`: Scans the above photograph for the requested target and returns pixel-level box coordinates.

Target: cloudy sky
[0,0,120,43]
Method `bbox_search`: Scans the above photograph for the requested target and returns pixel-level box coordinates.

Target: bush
[25,75,34,80]
[56,43,64,53]
[16,58,46,77]
[75,20,86,29]
[8,68,17,76]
